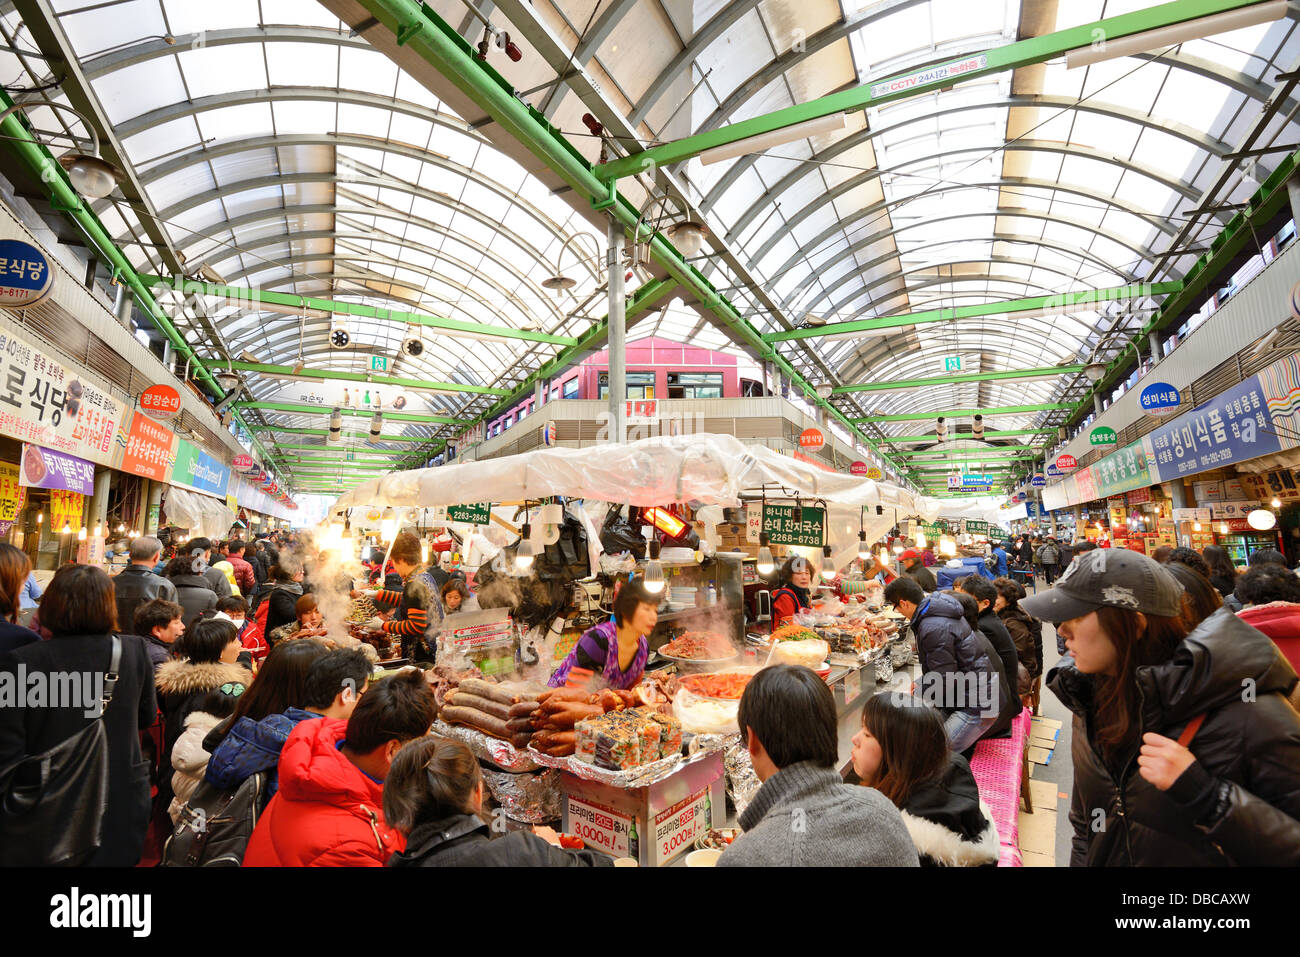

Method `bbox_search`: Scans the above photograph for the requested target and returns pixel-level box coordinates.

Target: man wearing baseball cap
[899,549,937,593]
[1024,548,1300,866]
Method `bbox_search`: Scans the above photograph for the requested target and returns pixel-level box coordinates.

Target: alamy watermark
[0,666,107,718]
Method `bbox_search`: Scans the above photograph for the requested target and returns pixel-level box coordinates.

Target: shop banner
[50,488,83,532]
[0,319,128,468]
[762,504,826,547]
[19,444,95,494]
[1126,487,1152,505]
[1240,469,1300,502]
[966,520,990,537]
[446,502,491,525]
[1209,501,1254,520]
[1173,508,1212,522]
[118,411,175,482]
[1147,374,1279,480]
[1139,382,1183,416]
[1090,441,1153,499]
[171,438,231,497]
[0,461,24,536]
[651,787,712,866]
[0,239,53,306]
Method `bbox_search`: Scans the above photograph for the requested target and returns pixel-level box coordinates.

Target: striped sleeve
[382,608,428,636]
[373,589,403,606]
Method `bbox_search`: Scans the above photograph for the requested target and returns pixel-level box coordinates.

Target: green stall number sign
[966,520,989,536]
[1089,427,1118,446]
[447,502,491,525]
[762,504,826,547]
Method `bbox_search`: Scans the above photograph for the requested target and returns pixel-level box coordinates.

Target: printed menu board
[118,411,175,482]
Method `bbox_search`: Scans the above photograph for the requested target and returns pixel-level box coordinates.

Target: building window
[598,371,655,399]
[562,378,579,399]
[504,412,515,430]
[667,372,723,399]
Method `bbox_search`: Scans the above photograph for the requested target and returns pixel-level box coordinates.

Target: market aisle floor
[1031,621,1077,867]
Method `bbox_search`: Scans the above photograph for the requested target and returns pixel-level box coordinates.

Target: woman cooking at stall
[771,555,815,628]
[351,531,443,664]
[548,579,657,690]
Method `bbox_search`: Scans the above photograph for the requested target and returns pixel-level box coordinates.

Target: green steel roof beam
[248,425,436,444]
[0,89,278,475]
[593,0,1279,180]
[855,404,1073,424]
[888,428,1056,442]
[194,359,510,397]
[834,365,1086,393]
[234,402,470,425]
[767,283,1180,344]
[141,274,578,347]
[356,1,911,483]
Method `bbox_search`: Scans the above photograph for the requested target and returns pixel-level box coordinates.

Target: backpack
[160,770,267,866]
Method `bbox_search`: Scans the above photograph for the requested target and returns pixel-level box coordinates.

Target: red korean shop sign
[1056,454,1078,471]
[119,411,173,481]
[799,428,824,450]
[140,384,181,422]
[850,461,868,476]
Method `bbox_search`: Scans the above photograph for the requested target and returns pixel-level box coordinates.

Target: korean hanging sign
[762,504,826,547]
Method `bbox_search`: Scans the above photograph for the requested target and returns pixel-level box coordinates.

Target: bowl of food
[655,631,740,671]
[695,827,739,851]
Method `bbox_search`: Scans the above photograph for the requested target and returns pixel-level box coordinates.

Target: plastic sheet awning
[164,486,236,540]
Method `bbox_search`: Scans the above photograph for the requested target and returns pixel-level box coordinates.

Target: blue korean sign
[0,239,53,307]
[1046,464,1062,477]
[1145,373,1281,480]
[1030,473,1046,487]
[1139,382,1182,416]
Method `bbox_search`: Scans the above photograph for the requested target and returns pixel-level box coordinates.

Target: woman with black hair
[771,555,814,627]
[385,737,610,867]
[548,578,658,689]
[851,692,999,866]
[992,576,1043,704]
[1164,561,1224,631]
[1027,548,1300,865]
[1202,545,1239,600]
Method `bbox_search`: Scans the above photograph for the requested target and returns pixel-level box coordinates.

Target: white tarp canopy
[326,434,1017,567]
[164,486,236,540]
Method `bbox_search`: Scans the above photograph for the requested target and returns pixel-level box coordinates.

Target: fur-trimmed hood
[155,659,252,697]
[900,800,1000,866]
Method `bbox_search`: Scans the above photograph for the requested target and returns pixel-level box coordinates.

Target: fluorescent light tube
[700,112,848,166]
[1066,1,1286,69]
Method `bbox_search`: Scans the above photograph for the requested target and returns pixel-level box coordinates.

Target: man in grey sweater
[718,665,919,867]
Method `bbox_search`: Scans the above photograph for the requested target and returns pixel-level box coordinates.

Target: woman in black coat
[384,737,611,867]
[1027,549,1300,866]
[262,555,306,640]
[0,564,157,866]
[163,556,218,631]
[956,576,1022,737]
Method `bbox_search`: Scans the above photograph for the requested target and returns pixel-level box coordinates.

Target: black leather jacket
[1050,608,1300,866]
[113,565,179,635]
[386,814,611,867]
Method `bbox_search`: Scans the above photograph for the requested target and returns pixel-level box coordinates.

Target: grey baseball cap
[1019,547,1185,624]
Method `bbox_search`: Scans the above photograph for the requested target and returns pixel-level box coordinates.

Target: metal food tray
[653,649,741,667]
[526,745,684,788]
[431,719,541,772]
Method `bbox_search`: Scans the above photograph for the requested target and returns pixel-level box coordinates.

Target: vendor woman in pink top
[548,579,658,690]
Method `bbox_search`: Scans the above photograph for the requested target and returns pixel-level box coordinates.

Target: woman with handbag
[0,564,157,866]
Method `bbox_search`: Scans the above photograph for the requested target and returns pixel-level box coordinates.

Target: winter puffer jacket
[167,710,224,824]
[387,814,612,867]
[897,753,1000,867]
[911,592,999,720]
[242,717,403,866]
[204,707,322,797]
[1050,608,1300,866]
[155,659,252,806]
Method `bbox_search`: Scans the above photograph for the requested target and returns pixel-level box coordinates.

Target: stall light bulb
[516,523,537,570]
[892,543,904,554]
[61,522,71,535]
[820,545,836,581]
[915,530,927,548]
[856,530,870,560]
[116,523,124,533]
[756,531,775,575]
[879,547,890,566]
[380,508,397,542]
[420,540,429,564]
[1193,521,1202,531]
[36,512,43,524]
[1219,522,1229,534]
[1273,497,1282,508]
[643,540,665,594]
[77,526,87,541]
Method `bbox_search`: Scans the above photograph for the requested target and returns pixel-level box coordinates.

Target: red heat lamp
[643,506,687,539]
[582,113,604,137]
[503,34,522,62]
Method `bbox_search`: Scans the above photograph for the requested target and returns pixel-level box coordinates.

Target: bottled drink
[628,817,640,861]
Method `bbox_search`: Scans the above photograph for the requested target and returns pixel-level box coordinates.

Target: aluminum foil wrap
[724,739,760,819]
[480,766,562,824]
[525,746,684,788]
[687,730,741,756]
[431,719,542,772]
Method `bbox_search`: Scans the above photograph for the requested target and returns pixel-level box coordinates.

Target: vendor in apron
[354,531,443,663]
[771,555,814,628]
[548,578,658,690]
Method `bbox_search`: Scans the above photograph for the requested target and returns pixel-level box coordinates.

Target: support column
[145,480,163,536]
[114,284,132,327]
[533,380,544,409]
[606,216,626,445]
[1149,331,1162,367]
[89,468,110,534]
[1093,392,1104,417]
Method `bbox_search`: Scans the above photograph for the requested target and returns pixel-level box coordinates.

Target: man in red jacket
[244,670,437,866]
[224,540,257,597]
